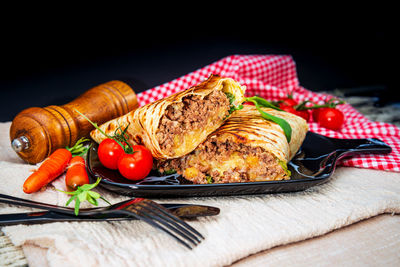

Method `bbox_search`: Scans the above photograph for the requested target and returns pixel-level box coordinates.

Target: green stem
[100,196,112,205]
[293,100,310,110]
[75,109,132,153]
[300,98,345,110]
[66,137,90,157]
[299,101,345,110]
[75,110,112,138]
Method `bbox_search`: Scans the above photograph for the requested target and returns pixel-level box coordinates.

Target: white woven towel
[1,122,400,267]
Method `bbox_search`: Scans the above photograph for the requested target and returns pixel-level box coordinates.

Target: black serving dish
[86,132,392,198]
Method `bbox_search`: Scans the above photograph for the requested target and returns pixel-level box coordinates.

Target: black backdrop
[1,11,396,122]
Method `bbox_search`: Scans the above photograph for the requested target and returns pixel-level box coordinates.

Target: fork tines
[124,199,204,249]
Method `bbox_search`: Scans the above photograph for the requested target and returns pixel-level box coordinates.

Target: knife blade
[0,203,220,226]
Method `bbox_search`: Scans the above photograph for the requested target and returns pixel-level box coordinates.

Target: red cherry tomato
[280,105,310,121]
[98,138,125,170]
[312,108,325,122]
[295,109,310,121]
[279,105,297,113]
[65,156,89,190]
[279,98,298,108]
[317,108,345,131]
[117,145,153,181]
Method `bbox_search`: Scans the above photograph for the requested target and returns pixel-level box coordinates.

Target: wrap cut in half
[90,74,246,160]
[156,105,309,184]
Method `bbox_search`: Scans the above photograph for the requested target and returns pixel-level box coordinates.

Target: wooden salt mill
[10,80,139,164]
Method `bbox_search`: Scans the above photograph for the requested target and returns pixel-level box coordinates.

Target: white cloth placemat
[1,122,399,267]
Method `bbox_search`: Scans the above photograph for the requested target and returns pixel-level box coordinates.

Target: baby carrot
[22,138,89,194]
[23,148,72,193]
[65,156,89,190]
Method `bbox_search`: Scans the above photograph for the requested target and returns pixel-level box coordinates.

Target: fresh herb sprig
[66,137,91,157]
[245,96,292,143]
[57,177,111,216]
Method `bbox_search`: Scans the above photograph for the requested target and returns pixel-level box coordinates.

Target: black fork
[0,194,204,249]
[114,198,204,249]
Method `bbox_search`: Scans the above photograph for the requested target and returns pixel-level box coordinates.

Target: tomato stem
[66,137,91,157]
[293,100,310,110]
[75,109,133,154]
[295,98,345,110]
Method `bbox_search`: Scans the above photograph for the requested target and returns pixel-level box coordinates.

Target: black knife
[0,203,220,226]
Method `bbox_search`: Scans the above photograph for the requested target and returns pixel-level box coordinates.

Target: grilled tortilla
[156,105,308,183]
[90,75,245,160]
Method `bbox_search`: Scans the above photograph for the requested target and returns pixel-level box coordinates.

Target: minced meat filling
[156,90,230,155]
[157,139,287,184]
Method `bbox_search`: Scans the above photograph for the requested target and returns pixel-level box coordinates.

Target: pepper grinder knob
[11,136,30,152]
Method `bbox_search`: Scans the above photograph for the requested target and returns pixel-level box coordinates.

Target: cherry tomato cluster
[276,95,345,131]
[98,138,153,181]
[278,97,311,121]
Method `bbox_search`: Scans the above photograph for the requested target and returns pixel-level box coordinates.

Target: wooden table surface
[232,214,400,266]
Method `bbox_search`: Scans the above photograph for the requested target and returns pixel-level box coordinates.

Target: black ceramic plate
[86,132,392,198]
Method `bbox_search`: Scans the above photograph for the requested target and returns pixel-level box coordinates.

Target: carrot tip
[23,186,32,194]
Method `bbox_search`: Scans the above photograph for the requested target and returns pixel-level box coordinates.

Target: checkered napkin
[137,55,400,172]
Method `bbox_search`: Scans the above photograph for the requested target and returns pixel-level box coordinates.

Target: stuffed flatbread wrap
[157,105,308,183]
[90,75,245,160]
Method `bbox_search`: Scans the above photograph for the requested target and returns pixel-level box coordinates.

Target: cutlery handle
[0,211,131,226]
[0,204,220,225]
[0,193,76,214]
[10,80,139,164]
[0,211,86,226]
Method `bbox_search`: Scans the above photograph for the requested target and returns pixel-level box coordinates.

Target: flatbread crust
[211,105,308,162]
[90,74,245,160]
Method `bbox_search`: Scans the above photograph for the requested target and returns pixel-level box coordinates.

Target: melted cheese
[245,156,259,167]
[183,152,286,182]
[173,129,208,156]
[184,152,247,178]
[209,152,245,175]
[183,167,199,179]
[171,107,226,156]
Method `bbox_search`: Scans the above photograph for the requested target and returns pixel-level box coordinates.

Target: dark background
[1,11,396,122]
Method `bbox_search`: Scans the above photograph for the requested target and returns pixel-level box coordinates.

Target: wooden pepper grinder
[10,80,139,164]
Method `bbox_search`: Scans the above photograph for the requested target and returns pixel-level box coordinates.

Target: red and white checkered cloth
[137,55,400,172]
